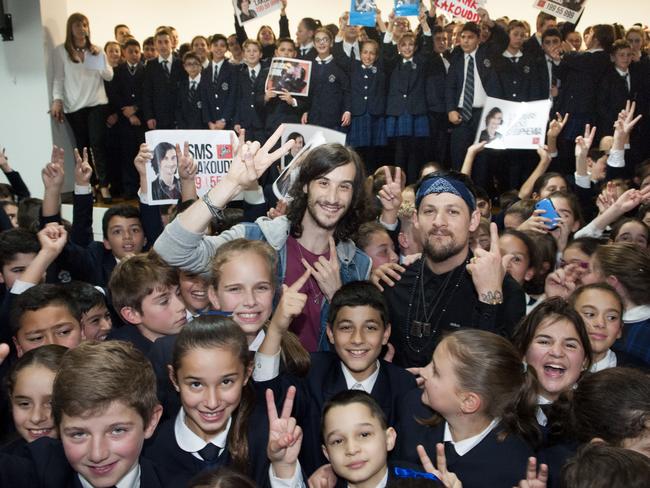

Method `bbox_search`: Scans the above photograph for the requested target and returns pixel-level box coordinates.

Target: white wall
[1,0,648,197]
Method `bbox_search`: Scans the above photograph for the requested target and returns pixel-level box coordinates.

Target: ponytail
[499,367,542,448]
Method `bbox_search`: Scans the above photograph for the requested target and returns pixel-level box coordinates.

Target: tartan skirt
[386,113,429,138]
[347,112,387,147]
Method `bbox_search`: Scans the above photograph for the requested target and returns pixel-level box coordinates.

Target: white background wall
[1,0,649,197]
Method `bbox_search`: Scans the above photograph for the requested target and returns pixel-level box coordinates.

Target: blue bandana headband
[415,175,476,211]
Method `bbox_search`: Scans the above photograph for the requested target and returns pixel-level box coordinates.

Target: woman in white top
[50,13,113,201]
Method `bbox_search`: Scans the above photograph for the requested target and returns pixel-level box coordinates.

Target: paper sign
[435,0,486,23]
[83,52,106,71]
[265,57,312,97]
[394,0,419,17]
[233,0,282,24]
[350,0,377,27]
[474,97,552,150]
[145,130,239,205]
[533,0,586,24]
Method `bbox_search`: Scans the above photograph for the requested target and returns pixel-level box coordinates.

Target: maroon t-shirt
[284,236,330,352]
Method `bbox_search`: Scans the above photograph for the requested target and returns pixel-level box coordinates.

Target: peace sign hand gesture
[417,444,463,488]
[378,166,403,214]
[176,142,198,181]
[73,147,93,186]
[515,457,548,488]
[302,237,342,302]
[267,387,303,478]
[467,222,509,305]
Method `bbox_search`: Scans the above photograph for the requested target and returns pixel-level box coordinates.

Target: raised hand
[544,265,578,299]
[574,124,596,160]
[133,143,153,178]
[417,444,463,488]
[546,112,569,139]
[42,146,65,190]
[267,387,302,476]
[38,224,68,257]
[307,464,337,488]
[176,142,198,181]
[378,166,403,214]
[267,199,288,219]
[0,147,10,172]
[467,223,509,304]
[302,237,342,301]
[271,268,311,333]
[370,262,406,291]
[223,125,295,194]
[517,209,553,234]
[516,457,548,488]
[74,147,93,186]
[614,100,643,136]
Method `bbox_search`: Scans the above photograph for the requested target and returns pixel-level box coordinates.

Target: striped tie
[461,55,474,122]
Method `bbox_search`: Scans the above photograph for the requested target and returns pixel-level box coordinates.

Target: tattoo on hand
[480,291,503,304]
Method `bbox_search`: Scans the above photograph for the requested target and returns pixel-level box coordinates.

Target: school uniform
[297,43,317,62]
[201,59,238,129]
[393,388,534,488]
[233,63,269,143]
[264,90,304,137]
[589,348,649,372]
[522,34,544,60]
[144,395,272,488]
[107,324,155,355]
[113,61,146,197]
[175,75,205,129]
[305,55,351,132]
[346,60,387,172]
[142,55,185,129]
[613,306,650,367]
[596,64,644,137]
[425,53,450,164]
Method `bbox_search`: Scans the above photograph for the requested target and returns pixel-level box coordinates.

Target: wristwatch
[202,192,226,221]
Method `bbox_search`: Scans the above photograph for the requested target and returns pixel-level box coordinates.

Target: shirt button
[403,94,407,98]
[364,75,368,79]
[250,104,254,108]
[364,86,368,89]
[364,96,367,100]
[215,94,219,99]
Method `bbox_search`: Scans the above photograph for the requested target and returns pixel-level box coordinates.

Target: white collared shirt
[249,329,266,351]
[536,395,553,427]
[341,361,380,393]
[78,463,140,488]
[247,63,260,79]
[590,349,618,373]
[158,55,173,65]
[316,55,334,65]
[212,59,225,78]
[623,305,650,323]
[269,462,388,488]
[175,407,231,461]
[443,419,499,456]
[300,42,314,55]
[458,49,487,108]
[615,67,631,91]
[189,73,201,88]
[343,40,360,58]
[502,50,523,61]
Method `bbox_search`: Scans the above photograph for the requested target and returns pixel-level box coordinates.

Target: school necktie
[162,59,169,77]
[213,65,220,84]
[190,80,197,101]
[128,64,136,75]
[461,55,475,122]
[622,73,630,93]
[250,68,257,84]
[301,48,307,57]
[198,442,221,468]
[350,45,356,60]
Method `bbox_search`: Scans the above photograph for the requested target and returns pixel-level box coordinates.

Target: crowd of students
[0,1,649,487]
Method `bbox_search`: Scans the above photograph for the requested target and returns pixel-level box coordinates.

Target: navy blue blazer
[522,35,544,60]
[233,64,269,130]
[148,334,181,420]
[306,59,351,130]
[107,324,154,356]
[200,61,238,127]
[556,50,611,117]
[297,46,318,62]
[113,62,145,115]
[393,388,534,488]
[596,64,645,137]
[350,62,386,116]
[175,79,205,130]
[487,53,545,102]
[142,57,185,129]
[425,54,448,113]
[144,398,272,488]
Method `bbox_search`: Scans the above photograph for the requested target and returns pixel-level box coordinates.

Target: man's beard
[306,197,344,231]
[423,233,465,263]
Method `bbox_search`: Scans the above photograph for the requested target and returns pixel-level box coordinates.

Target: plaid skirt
[347,113,387,147]
[386,113,429,138]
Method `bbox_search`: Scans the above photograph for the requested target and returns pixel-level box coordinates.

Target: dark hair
[593,243,650,305]
[564,236,603,259]
[66,281,108,315]
[522,231,557,295]
[355,222,391,253]
[64,13,91,63]
[0,228,40,268]
[485,107,503,125]
[568,282,624,317]
[10,284,81,336]
[0,183,16,201]
[6,344,68,395]
[504,199,535,224]
[300,17,321,34]
[53,340,158,427]
[191,35,209,49]
[113,24,129,37]
[461,22,480,37]
[276,37,296,49]
[531,172,567,197]
[322,390,387,434]
[328,281,388,326]
[592,24,615,52]
[183,51,201,65]
[548,190,584,228]
[101,204,142,239]
[188,466,257,488]
[512,296,593,372]
[286,144,367,242]
[542,27,562,42]
[502,228,540,272]
[154,28,172,40]
[609,217,649,245]
[508,20,526,33]
[561,368,650,445]
[561,443,650,488]
[152,141,176,174]
[210,34,228,46]
[123,38,141,49]
[143,36,155,47]
[17,198,42,233]
[172,316,254,472]
[536,11,556,30]
[421,330,541,447]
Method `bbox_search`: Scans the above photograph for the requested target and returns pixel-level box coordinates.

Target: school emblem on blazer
[411,62,417,70]
[328,74,336,83]
[483,58,491,68]
[221,82,229,91]
[196,101,202,109]
[371,66,377,73]
[523,65,530,74]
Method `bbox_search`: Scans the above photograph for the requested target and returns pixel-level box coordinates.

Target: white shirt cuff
[269,463,304,488]
[549,151,558,158]
[11,280,36,295]
[379,218,398,231]
[243,187,265,205]
[574,220,603,239]
[253,350,281,382]
[138,190,150,205]
[574,173,591,189]
[607,149,625,168]
[383,32,393,44]
[74,184,92,195]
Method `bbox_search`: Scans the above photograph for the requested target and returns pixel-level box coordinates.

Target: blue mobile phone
[534,198,560,230]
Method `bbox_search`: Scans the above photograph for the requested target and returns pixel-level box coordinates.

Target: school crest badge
[222,82,229,91]
[328,74,336,83]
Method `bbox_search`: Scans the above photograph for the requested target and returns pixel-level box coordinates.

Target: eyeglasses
[314,37,330,44]
[184,62,200,67]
